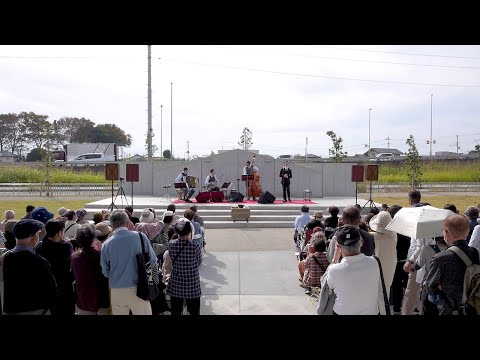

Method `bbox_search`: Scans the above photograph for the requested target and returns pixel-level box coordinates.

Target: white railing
[0,183,116,196]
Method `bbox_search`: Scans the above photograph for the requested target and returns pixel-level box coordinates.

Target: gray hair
[5,210,15,220]
[109,210,129,229]
[339,241,362,256]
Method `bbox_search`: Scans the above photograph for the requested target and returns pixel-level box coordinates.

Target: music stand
[162,184,172,202]
[241,175,254,181]
[174,183,187,200]
[220,181,231,199]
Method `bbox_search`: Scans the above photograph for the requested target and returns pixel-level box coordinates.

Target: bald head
[5,210,15,220]
[443,214,470,244]
[342,206,361,226]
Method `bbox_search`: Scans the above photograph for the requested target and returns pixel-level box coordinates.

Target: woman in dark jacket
[35,219,75,315]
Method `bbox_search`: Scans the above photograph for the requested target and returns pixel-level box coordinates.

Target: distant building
[0,151,17,163]
[363,148,403,157]
[218,149,259,154]
[125,154,147,161]
[435,151,459,156]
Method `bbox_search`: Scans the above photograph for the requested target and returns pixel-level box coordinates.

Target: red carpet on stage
[173,199,316,205]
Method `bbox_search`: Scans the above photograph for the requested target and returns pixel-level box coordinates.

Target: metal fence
[371,182,480,193]
[0,183,116,196]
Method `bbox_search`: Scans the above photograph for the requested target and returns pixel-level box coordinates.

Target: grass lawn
[372,195,479,212]
[0,197,103,219]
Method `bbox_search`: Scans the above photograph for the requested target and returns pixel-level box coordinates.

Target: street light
[369,108,372,156]
[430,93,433,156]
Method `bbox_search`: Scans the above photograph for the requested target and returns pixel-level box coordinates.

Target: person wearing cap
[165,217,202,315]
[2,219,57,315]
[100,210,157,315]
[369,211,397,294]
[58,207,68,218]
[327,206,375,264]
[71,225,110,315]
[95,222,113,244]
[279,161,292,202]
[31,206,54,240]
[35,219,75,315]
[324,225,385,315]
[135,208,165,254]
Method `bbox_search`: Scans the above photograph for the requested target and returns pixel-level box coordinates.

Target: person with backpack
[415,236,448,315]
[425,214,480,315]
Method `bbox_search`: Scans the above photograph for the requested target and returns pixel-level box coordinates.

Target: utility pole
[385,136,391,149]
[456,134,460,154]
[170,82,173,158]
[305,137,308,161]
[186,140,190,161]
[147,45,152,160]
[160,104,163,158]
[430,93,433,156]
[369,108,372,156]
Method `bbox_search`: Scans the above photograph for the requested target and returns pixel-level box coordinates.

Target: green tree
[0,113,17,152]
[475,144,480,152]
[19,111,51,149]
[326,130,347,162]
[56,117,96,143]
[26,147,49,162]
[163,149,171,159]
[238,127,253,150]
[91,124,132,147]
[144,130,158,156]
[404,135,422,189]
[293,154,303,159]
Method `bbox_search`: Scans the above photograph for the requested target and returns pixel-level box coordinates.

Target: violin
[248,155,262,198]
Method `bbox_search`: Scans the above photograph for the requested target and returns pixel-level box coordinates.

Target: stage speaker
[258,191,276,204]
[365,164,379,181]
[351,165,365,182]
[210,191,224,203]
[105,163,119,181]
[195,192,211,203]
[126,164,139,182]
[230,191,244,202]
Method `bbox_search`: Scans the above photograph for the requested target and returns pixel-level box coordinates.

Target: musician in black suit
[279,161,292,202]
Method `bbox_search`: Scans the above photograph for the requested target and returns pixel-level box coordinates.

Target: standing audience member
[76,209,89,225]
[327,206,375,263]
[0,210,15,232]
[63,210,80,241]
[165,218,202,316]
[0,231,17,314]
[444,204,458,214]
[100,210,157,315]
[125,206,140,225]
[31,206,54,244]
[369,211,397,298]
[183,209,203,251]
[388,205,411,315]
[425,214,480,315]
[464,206,479,243]
[21,205,35,220]
[71,225,110,315]
[324,226,385,315]
[35,219,75,315]
[3,220,57,315]
[92,212,104,225]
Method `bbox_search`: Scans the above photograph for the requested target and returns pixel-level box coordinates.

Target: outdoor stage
[84,195,379,229]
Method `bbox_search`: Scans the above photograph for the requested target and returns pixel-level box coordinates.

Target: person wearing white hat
[369,211,397,295]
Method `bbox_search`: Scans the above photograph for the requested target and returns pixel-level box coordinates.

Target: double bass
[248,155,262,198]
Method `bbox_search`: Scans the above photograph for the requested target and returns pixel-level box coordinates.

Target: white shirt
[294,213,311,232]
[242,165,258,175]
[205,174,219,186]
[175,173,186,183]
[326,253,381,315]
[469,224,480,249]
[407,237,433,262]
[64,220,80,240]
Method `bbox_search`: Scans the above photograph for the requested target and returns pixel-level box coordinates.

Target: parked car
[55,153,106,165]
[370,153,395,161]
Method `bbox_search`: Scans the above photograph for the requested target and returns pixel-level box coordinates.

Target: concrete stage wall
[116,149,357,198]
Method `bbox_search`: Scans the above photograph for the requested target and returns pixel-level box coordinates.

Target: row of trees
[0,112,132,158]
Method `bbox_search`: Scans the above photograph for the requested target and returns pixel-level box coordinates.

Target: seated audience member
[324,206,340,239]
[124,206,140,225]
[381,204,389,212]
[71,225,110,315]
[302,234,329,294]
[294,206,311,245]
[21,205,35,220]
[183,209,203,251]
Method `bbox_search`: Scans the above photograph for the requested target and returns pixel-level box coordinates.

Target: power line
[311,46,480,60]
[158,57,480,88]
[204,45,480,70]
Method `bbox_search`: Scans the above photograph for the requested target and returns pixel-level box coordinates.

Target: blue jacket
[101,229,157,289]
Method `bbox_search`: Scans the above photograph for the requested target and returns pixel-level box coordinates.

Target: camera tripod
[361,180,378,212]
[108,178,129,211]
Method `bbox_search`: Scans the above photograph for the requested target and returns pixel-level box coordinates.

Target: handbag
[373,255,391,315]
[136,232,160,301]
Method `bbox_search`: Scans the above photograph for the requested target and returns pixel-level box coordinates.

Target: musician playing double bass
[175,167,195,203]
[242,160,259,201]
[205,169,221,192]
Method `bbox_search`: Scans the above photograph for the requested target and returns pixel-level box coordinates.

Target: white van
[370,153,395,161]
[69,153,106,163]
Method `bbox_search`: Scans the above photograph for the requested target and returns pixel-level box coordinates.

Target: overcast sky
[1,45,480,158]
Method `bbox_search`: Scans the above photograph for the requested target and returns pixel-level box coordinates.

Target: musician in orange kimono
[242,160,259,201]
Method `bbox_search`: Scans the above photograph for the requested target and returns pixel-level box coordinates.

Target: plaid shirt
[303,252,329,287]
[166,239,202,299]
